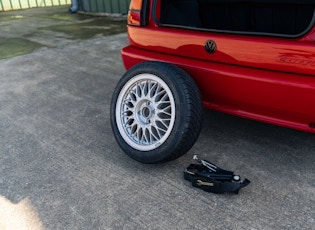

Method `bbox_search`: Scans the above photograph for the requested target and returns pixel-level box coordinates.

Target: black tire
[110,61,203,163]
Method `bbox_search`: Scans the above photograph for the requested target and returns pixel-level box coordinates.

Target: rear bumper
[122,45,315,133]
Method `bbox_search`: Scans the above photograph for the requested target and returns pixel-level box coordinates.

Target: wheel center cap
[137,100,155,124]
[142,106,152,119]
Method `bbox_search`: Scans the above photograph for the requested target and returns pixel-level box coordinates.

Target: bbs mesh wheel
[110,61,203,163]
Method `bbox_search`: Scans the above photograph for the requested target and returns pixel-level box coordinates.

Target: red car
[111,0,315,163]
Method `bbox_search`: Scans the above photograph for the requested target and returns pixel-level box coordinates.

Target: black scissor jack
[184,155,250,194]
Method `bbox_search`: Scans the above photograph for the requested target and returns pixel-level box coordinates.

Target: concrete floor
[0,6,314,230]
[0,6,126,59]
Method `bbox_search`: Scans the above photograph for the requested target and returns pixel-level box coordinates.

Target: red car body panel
[127,27,315,76]
[121,0,315,133]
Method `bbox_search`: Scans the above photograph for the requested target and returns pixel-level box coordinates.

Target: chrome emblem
[205,40,217,54]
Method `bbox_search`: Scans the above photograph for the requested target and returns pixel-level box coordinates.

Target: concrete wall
[0,0,71,11]
[0,0,131,13]
[78,0,130,14]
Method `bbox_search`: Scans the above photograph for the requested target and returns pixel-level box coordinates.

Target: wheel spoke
[158,110,172,117]
[149,126,159,141]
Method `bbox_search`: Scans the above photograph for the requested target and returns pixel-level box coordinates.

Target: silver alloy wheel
[116,73,176,151]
